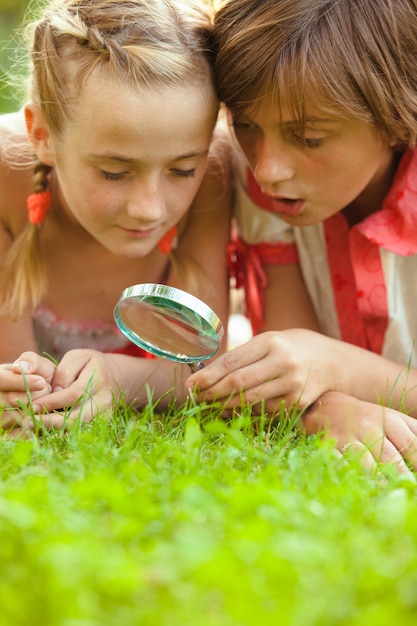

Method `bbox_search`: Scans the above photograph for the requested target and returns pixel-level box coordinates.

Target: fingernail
[14,361,30,373]
[52,385,63,392]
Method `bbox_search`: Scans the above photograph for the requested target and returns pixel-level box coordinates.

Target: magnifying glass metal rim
[114,283,224,364]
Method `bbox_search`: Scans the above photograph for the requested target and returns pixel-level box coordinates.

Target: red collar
[356,148,417,255]
[247,148,417,255]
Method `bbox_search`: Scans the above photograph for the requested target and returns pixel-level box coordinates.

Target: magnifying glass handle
[188,361,205,373]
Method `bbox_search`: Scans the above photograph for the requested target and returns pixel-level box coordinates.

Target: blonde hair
[213,0,417,144]
[1,0,217,317]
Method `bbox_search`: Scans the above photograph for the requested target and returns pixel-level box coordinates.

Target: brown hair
[213,0,417,144]
[1,0,218,317]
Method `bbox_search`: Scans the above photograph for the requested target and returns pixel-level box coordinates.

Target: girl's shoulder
[0,110,31,163]
[0,110,28,145]
[0,111,33,232]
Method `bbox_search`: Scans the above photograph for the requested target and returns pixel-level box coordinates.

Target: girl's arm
[0,220,39,362]
[12,349,191,429]
[0,116,39,361]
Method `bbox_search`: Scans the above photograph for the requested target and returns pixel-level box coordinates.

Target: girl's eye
[99,170,127,181]
[292,134,324,148]
[171,169,196,178]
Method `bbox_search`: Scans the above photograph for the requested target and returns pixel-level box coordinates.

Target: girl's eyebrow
[175,149,210,160]
[89,149,210,163]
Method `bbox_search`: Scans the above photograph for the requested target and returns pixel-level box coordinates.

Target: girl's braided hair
[1,0,217,317]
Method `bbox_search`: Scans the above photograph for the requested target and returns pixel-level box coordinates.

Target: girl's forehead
[68,71,217,121]
[57,54,217,126]
[57,74,218,157]
[85,62,213,93]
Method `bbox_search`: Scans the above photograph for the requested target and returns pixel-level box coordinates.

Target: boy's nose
[254,138,295,189]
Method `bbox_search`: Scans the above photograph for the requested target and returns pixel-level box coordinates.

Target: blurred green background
[0,0,32,112]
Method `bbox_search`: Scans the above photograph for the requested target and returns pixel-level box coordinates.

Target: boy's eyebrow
[236,110,339,127]
[89,149,210,163]
[281,117,337,127]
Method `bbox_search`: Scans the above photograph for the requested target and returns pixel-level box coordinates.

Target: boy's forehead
[239,87,339,122]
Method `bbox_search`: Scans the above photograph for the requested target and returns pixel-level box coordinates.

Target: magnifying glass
[114,283,224,372]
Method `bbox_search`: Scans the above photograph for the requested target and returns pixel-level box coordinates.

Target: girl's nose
[126,179,166,223]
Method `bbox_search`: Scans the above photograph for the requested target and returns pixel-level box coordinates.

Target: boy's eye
[99,170,127,181]
[231,120,259,133]
[292,134,324,148]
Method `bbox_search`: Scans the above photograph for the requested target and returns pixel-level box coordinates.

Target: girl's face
[42,74,218,257]
[230,95,397,226]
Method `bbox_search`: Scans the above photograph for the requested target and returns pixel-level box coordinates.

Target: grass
[1,399,417,626]
[1,6,417,622]
[0,7,26,113]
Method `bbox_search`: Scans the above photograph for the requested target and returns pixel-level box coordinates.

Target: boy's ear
[24,104,55,166]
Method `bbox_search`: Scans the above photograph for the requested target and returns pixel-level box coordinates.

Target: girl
[0,0,231,431]
[187,0,417,472]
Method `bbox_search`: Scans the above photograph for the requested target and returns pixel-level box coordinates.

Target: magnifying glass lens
[114,284,223,365]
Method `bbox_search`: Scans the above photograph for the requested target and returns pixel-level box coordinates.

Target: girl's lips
[121,226,158,238]
[269,197,304,216]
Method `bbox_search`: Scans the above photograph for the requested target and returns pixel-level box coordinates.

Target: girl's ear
[24,104,55,166]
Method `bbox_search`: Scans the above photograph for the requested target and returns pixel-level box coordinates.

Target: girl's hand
[0,351,55,406]
[186,330,340,413]
[5,349,186,433]
[303,391,417,474]
[0,351,56,433]
[19,349,129,430]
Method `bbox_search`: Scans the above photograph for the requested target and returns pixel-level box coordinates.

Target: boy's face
[229,95,397,226]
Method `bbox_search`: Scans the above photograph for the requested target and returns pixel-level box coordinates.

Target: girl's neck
[342,150,402,227]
